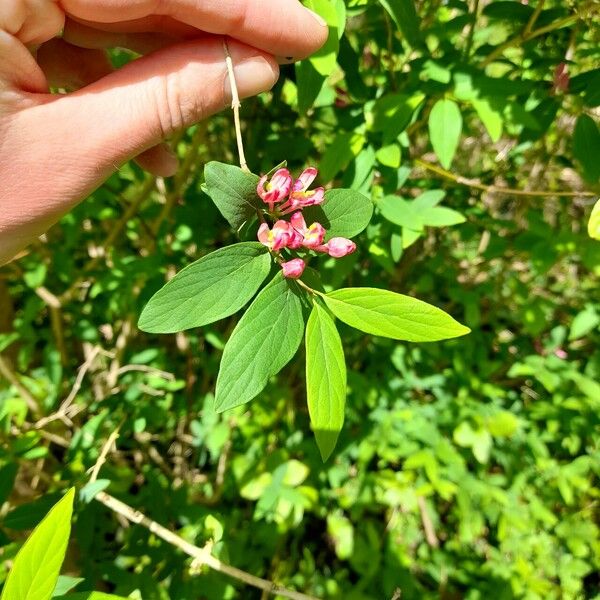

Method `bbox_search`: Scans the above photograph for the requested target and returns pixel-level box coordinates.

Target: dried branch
[415,159,597,198]
[95,491,320,600]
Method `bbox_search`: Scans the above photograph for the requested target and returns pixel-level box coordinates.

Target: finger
[0,0,64,46]
[37,38,113,90]
[60,0,328,59]
[37,37,176,176]
[63,16,194,55]
[6,37,278,232]
[0,30,48,92]
[134,143,179,177]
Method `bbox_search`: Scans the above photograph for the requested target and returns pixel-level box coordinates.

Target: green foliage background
[1,0,599,598]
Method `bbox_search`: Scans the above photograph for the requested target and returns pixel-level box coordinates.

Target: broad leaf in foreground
[215,273,305,412]
[306,303,346,461]
[139,243,271,333]
[323,288,470,342]
[304,189,373,240]
[203,162,261,230]
[60,594,129,600]
[2,488,75,600]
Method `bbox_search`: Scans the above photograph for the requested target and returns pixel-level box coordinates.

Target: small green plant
[139,161,469,459]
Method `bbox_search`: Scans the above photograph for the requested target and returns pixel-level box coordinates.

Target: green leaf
[588,199,600,240]
[573,115,600,184]
[421,207,466,227]
[323,288,470,341]
[377,0,422,48]
[296,60,326,115]
[203,162,261,230]
[215,274,305,412]
[52,576,84,597]
[139,243,271,333]
[379,196,423,229]
[472,98,503,142]
[376,144,402,168]
[305,0,341,76]
[319,132,366,182]
[569,306,599,340]
[306,303,346,461]
[79,479,110,504]
[2,488,75,600]
[429,99,463,170]
[304,189,373,240]
[0,462,18,505]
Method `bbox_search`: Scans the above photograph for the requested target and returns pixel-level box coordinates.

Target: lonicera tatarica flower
[257,168,293,212]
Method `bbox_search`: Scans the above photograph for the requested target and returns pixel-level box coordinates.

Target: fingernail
[276,56,296,64]
[226,56,280,101]
[305,8,328,27]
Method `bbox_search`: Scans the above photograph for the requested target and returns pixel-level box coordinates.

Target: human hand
[0,0,328,264]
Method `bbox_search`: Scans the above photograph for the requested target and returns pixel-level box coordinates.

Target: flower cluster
[256,167,356,279]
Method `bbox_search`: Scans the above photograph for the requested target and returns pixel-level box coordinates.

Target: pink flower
[257,220,302,251]
[280,167,325,213]
[322,237,356,258]
[257,168,293,211]
[281,258,306,279]
[290,212,326,249]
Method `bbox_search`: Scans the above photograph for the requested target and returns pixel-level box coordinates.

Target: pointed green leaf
[421,207,466,227]
[203,162,261,230]
[377,0,422,48]
[139,243,271,334]
[215,274,305,412]
[323,288,470,342]
[429,99,463,170]
[303,189,373,240]
[296,60,326,115]
[379,196,422,229]
[306,303,346,461]
[573,114,600,184]
[588,199,600,240]
[305,0,340,76]
[2,488,75,600]
[472,98,503,142]
[318,133,366,183]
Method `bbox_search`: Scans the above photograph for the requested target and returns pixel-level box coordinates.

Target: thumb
[20,37,278,208]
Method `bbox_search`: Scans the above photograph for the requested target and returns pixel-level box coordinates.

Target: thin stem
[95,491,319,600]
[464,0,480,59]
[415,158,596,198]
[223,39,249,172]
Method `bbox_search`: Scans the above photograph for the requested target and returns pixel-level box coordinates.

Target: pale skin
[0,0,328,265]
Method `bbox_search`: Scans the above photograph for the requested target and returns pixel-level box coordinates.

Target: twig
[223,39,249,172]
[35,346,102,429]
[0,355,40,415]
[463,0,480,59]
[417,496,439,548]
[391,589,402,600]
[89,425,122,483]
[95,491,320,600]
[116,364,175,380]
[415,158,597,197]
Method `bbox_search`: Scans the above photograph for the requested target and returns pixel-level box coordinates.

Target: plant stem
[464,0,480,59]
[415,158,596,198]
[95,491,319,600]
[223,39,249,172]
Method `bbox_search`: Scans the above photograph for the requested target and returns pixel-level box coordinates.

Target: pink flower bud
[257,223,271,248]
[281,258,306,279]
[257,168,293,209]
[325,237,356,258]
